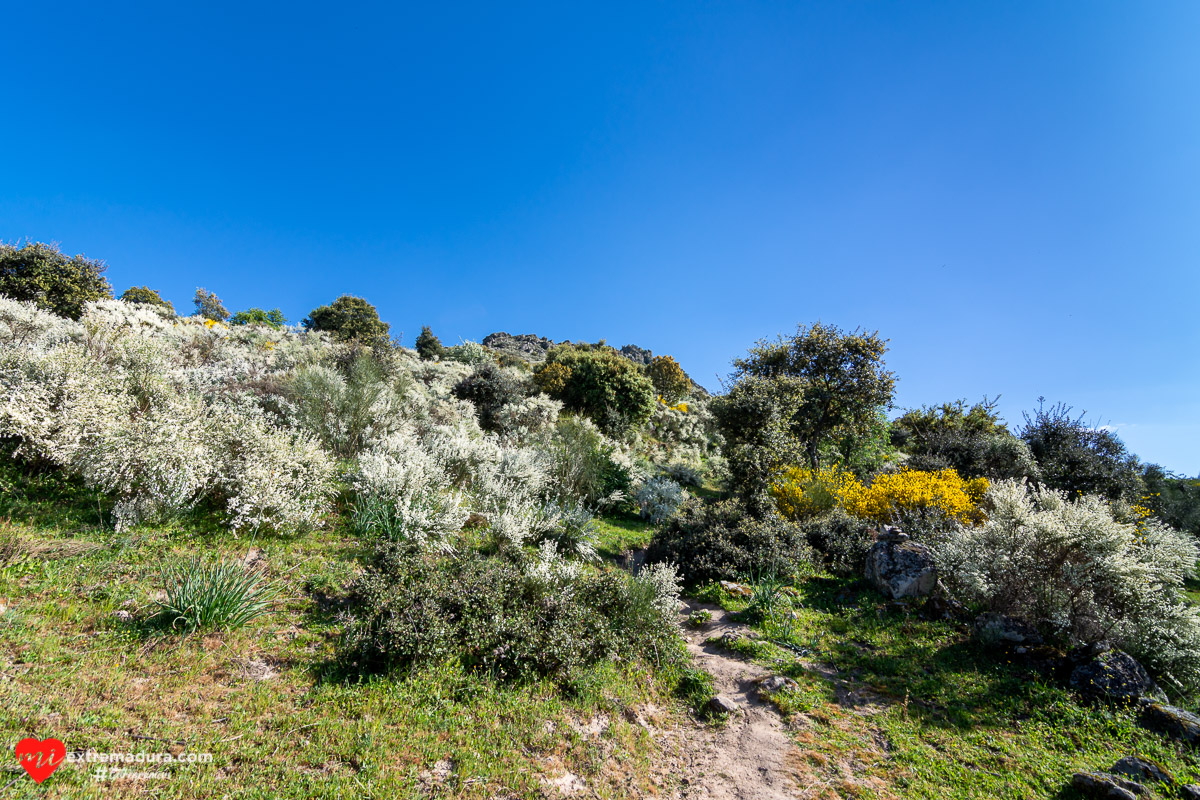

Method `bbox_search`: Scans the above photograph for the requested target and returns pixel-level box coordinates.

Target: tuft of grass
[154,556,280,632]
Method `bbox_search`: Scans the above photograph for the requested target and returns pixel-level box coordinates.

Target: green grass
[0,505,685,798]
[593,513,655,560]
[702,576,1200,799]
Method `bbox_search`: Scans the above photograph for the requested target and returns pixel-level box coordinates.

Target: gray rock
[1110,756,1174,786]
[759,675,799,695]
[864,535,937,599]
[1071,771,1147,799]
[974,613,1044,647]
[1140,703,1200,745]
[707,695,739,715]
[113,610,133,623]
[481,332,556,363]
[1070,650,1162,705]
[618,343,654,365]
[1179,784,1200,800]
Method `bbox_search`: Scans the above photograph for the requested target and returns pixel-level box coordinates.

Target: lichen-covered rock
[864,530,936,599]
[481,332,555,362]
[1110,756,1174,787]
[707,695,739,715]
[1070,650,1162,705]
[974,613,1044,647]
[759,675,799,695]
[1140,703,1200,746]
[1071,771,1147,799]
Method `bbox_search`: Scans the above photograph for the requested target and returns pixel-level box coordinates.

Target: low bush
[338,541,683,683]
[645,355,691,405]
[533,343,655,436]
[795,507,876,577]
[154,557,279,632]
[635,476,687,525]
[542,416,633,510]
[645,498,812,586]
[120,286,175,315]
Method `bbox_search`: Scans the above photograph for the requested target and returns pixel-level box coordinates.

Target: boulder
[921,595,967,622]
[974,613,1044,647]
[1071,772,1147,799]
[864,529,937,599]
[1070,650,1162,705]
[1179,785,1200,800]
[1139,703,1200,746]
[1110,756,1174,786]
[718,581,753,598]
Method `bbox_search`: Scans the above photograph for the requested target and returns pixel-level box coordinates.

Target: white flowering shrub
[932,479,1200,689]
[442,339,491,366]
[0,296,83,352]
[493,394,562,439]
[635,476,687,525]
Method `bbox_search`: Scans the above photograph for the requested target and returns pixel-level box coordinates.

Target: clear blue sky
[3,1,1197,475]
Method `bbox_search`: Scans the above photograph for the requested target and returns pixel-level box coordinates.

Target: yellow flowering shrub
[772,465,987,525]
[771,464,860,519]
[841,469,987,525]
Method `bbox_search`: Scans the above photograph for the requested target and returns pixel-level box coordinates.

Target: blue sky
[3,1,1197,474]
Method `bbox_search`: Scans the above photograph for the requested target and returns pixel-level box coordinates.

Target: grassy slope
[700,578,1200,799]
[0,470,681,799]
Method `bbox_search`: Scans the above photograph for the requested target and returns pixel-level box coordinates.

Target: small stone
[718,581,753,598]
[974,612,1044,647]
[1111,756,1174,786]
[759,675,799,695]
[1140,703,1200,745]
[707,695,739,715]
[113,610,133,622]
[1071,771,1147,799]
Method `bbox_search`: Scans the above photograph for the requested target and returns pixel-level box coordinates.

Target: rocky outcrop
[619,343,653,365]
[481,332,555,362]
[1069,649,1162,705]
[864,527,937,599]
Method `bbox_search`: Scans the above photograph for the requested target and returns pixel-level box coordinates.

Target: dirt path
[671,601,801,800]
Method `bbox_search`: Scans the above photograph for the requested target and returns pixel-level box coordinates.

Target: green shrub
[338,542,683,683]
[120,286,175,315]
[544,416,632,509]
[452,363,525,432]
[193,287,230,321]
[415,325,444,360]
[795,507,876,577]
[646,355,691,404]
[0,241,112,319]
[304,295,390,345]
[645,498,813,586]
[230,307,286,329]
[154,557,279,632]
[533,343,655,436]
[289,353,409,458]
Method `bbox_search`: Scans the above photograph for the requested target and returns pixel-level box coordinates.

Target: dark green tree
[1020,400,1143,501]
[729,322,895,468]
[304,295,390,345]
[230,308,286,329]
[0,241,112,319]
[415,325,444,360]
[194,288,230,321]
[645,355,691,404]
[533,343,655,436]
[891,397,1038,480]
[120,285,175,315]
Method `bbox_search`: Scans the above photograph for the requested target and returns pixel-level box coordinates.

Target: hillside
[1,275,1199,798]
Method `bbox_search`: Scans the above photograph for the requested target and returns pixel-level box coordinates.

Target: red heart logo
[15,737,65,784]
